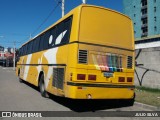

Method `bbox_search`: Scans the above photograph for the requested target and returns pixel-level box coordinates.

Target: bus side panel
[45,45,69,96]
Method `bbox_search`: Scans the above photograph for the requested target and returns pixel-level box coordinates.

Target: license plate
[103,72,113,77]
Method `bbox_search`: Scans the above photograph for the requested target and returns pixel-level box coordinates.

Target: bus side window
[56,21,64,45]
[28,41,33,54]
[62,17,72,44]
[55,16,72,45]
[49,27,56,48]
[43,30,51,50]
[32,39,35,53]
[25,43,28,55]
[19,48,21,56]
[21,47,23,56]
[39,34,44,51]
[32,37,40,53]
[24,45,27,55]
[32,39,36,53]
[22,45,25,55]
[35,37,40,52]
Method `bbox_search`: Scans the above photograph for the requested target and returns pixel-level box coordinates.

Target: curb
[135,102,160,111]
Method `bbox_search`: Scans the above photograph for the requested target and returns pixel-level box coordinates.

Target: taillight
[88,75,96,80]
[127,77,133,82]
[77,74,86,80]
[118,77,125,82]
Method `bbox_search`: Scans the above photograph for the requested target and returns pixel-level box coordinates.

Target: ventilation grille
[52,68,64,90]
[78,50,88,64]
[127,56,133,69]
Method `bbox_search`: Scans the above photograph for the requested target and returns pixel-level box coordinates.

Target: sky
[0,0,123,48]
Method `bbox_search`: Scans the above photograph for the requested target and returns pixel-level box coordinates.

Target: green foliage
[135,86,160,107]
[136,86,160,93]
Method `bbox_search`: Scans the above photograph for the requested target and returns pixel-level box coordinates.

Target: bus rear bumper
[65,82,135,99]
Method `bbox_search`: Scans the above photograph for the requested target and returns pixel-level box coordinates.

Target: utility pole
[82,0,86,4]
[13,41,16,71]
[62,0,65,17]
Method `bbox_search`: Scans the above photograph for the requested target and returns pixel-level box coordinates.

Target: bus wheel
[19,78,23,83]
[39,74,48,98]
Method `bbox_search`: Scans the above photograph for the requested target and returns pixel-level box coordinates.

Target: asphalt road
[0,66,159,120]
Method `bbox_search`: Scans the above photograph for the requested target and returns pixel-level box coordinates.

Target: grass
[135,86,160,107]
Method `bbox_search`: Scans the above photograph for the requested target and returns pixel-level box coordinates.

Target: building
[123,0,160,89]
[4,47,14,53]
[123,0,160,39]
[0,47,14,67]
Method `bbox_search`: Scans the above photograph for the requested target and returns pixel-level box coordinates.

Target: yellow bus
[16,4,135,104]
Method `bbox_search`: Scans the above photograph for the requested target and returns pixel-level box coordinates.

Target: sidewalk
[135,102,160,111]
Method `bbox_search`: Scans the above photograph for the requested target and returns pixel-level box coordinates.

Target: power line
[0,33,29,36]
[31,2,61,37]
[21,1,61,45]
[54,0,62,4]
[54,0,64,17]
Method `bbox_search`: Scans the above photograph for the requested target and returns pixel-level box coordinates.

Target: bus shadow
[21,80,40,92]
[21,81,133,112]
[49,94,133,112]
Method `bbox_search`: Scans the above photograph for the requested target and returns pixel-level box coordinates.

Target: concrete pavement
[0,66,159,120]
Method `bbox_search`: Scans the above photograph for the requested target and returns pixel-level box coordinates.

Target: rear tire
[39,74,48,98]
[19,78,23,83]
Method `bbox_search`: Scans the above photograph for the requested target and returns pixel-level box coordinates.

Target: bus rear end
[66,5,135,100]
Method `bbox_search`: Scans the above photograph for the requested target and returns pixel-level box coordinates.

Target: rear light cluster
[88,75,96,80]
[119,77,125,82]
[127,77,133,82]
[77,74,86,80]
[118,77,133,82]
[70,73,133,82]
[77,74,96,81]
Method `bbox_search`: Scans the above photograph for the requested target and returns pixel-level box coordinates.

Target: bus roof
[20,4,131,48]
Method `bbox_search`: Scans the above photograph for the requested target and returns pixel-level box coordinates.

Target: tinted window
[25,44,28,55]
[20,16,72,54]
[19,48,21,56]
[49,27,57,48]
[39,34,44,51]
[28,41,33,54]
[43,30,51,50]
[35,37,40,52]
[55,16,72,45]
[22,46,24,55]
[26,44,28,55]
[63,17,72,43]
[26,42,30,54]
[32,39,36,53]
[23,44,27,55]
[55,21,64,45]
[32,37,40,53]
[21,47,24,56]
